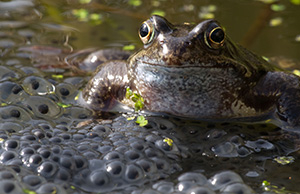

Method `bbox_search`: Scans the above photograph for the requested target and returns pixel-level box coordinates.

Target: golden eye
[139,21,155,45]
[205,26,225,49]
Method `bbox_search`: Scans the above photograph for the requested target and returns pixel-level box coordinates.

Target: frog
[80,15,300,129]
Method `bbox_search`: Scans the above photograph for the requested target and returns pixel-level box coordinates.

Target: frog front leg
[81,61,130,111]
[254,71,300,129]
[276,87,300,128]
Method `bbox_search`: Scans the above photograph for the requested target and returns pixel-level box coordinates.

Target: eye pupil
[139,23,149,38]
[204,25,225,49]
[139,21,154,45]
[210,28,224,43]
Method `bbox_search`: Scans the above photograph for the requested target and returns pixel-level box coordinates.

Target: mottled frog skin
[81,15,300,128]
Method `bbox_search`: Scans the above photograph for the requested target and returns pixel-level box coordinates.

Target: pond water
[0,0,300,193]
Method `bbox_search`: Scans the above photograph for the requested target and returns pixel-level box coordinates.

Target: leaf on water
[258,0,278,4]
[126,87,144,111]
[151,10,166,17]
[151,0,161,7]
[126,87,133,99]
[293,70,300,76]
[264,119,272,123]
[79,0,92,4]
[262,56,269,62]
[199,5,217,19]
[89,13,103,25]
[262,180,295,193]
[128,0,142,7]
[72,8,102,25]
[72,9,89,21]
[134,99,144,112]
[23,189,36,194]
[57,102,72,108]
[269,17,282,27]
[205,4,217,12]
[136,102,143,111]
[51,188,57,194]
[183,4,195,12]
[271,4,285,11]
[274,156,295,165]
[74,93,80,101]
[295,35,300,42]
[163,137,173,147]
[290,0,300,5]
[127,116,135,121]
[262,180,271,187]
[123,44,135,51]
[126,87,147,124]
[51,74,64,79]
[199,12,215,19]
[136,115,148,127]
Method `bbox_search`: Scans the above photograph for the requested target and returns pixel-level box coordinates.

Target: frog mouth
[138,59,235,69]
[133,52,241,68]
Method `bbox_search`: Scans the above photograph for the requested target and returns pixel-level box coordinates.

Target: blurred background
[35,0,300,63]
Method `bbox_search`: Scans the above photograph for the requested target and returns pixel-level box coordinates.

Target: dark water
[0,0,300,193]
[66,0,300,62]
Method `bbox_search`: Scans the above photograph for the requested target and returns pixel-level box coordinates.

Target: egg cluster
[0,65,277,193]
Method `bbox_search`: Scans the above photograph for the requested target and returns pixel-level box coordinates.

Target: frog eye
[139,21,155,45]
[205,26,225,49]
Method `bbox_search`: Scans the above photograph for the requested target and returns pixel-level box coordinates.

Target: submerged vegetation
[125,87,148,127]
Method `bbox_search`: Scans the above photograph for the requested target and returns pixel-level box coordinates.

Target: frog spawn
[0,69,283,193]
[0,116,258,194]
[0,116,184,193]
[133,171,254,194]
